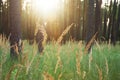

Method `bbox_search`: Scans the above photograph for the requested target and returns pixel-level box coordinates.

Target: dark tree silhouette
[82,0,87,40]
[85,0,95,53]
[103,7,108,40]
[9,0,22,58]
[0,0,2,33]
[95,0,102,39]
[107,0,112,42]
[111,0,117,45]
[74,0,82,41]
[2,1,10,37]
[116,4,120,41]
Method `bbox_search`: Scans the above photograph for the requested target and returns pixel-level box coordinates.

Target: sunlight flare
[32,0,60,16]
[23,0,63,19]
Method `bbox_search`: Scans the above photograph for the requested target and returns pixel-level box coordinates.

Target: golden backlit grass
[0,38,120,80]
[0,34,120,80]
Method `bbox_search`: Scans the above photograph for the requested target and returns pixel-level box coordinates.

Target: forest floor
[0,40,120,80]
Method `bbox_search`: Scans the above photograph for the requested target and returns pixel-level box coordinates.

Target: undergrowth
[0,39,120,80]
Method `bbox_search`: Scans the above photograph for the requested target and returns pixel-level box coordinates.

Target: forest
[0,0,120,80]
[0,0,120,43]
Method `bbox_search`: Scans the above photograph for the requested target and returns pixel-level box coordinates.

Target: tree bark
[95,0,102,40]
[111,0,117,45]
[76,0,82,40]
[9,0,22,58]
[0,0,3,33]
[107,0,112,42]
[116,4,120,41]
[85,0,95,53]
[82,0,88,40]
[103,8,107,40]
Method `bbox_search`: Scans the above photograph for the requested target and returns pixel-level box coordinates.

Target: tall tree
[95,0,102,39]
[111,0,117,45]
[85,0,95,53]
[103,6,108,40]
[75,0,82,40]
[0,0,3,33]
[3,1,10,37]
[69,0,75,40]
[9,0,22,58]
[82,0,88,40]
[107,0,112,42]
[116,4,120,41]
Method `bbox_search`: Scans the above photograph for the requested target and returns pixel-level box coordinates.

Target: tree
[74,0,82,41]
[107,0,112,42]
[111,0,117,45]
[107,0,118,45]
[2,1,10,37]
[82,0,87,40]
[0,0,3,34]
[85,0,95,53]
[103,6,108,40]
[95,0,102,39]
[9,0,22,58]
[116,4,120,41]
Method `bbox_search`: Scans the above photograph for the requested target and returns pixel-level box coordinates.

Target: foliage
[0,39,120,80]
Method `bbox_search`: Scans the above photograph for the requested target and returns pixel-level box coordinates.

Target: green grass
[0,40,120,80]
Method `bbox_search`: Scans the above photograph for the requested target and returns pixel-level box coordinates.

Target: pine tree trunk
[9,0,22,58]
[82,0,87,40]
[0,0,3,33]
[76,0,82,40]
[103,8,107,40]
[116,4,120,41]
[107,1,112,42]
[111,0,117,45]
[95,0,102,40]
[85,0,95,53]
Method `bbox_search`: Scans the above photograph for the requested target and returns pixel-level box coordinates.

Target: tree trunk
[107,0,112,42]
[116,4,120,41]
[9,0,22,58]
[103,8,107,40]
[111,0,117,45]
[85,0,95,53]
[95,0,102,40]
[76,0,82,40]
[82,0,88,40]
[0,0,3,33]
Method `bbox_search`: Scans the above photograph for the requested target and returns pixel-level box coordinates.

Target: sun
[32,0,60,16]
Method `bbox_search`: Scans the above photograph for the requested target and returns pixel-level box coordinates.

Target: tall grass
[0,35,120,80]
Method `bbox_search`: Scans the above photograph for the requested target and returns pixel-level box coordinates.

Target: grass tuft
[0,36,120,80]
